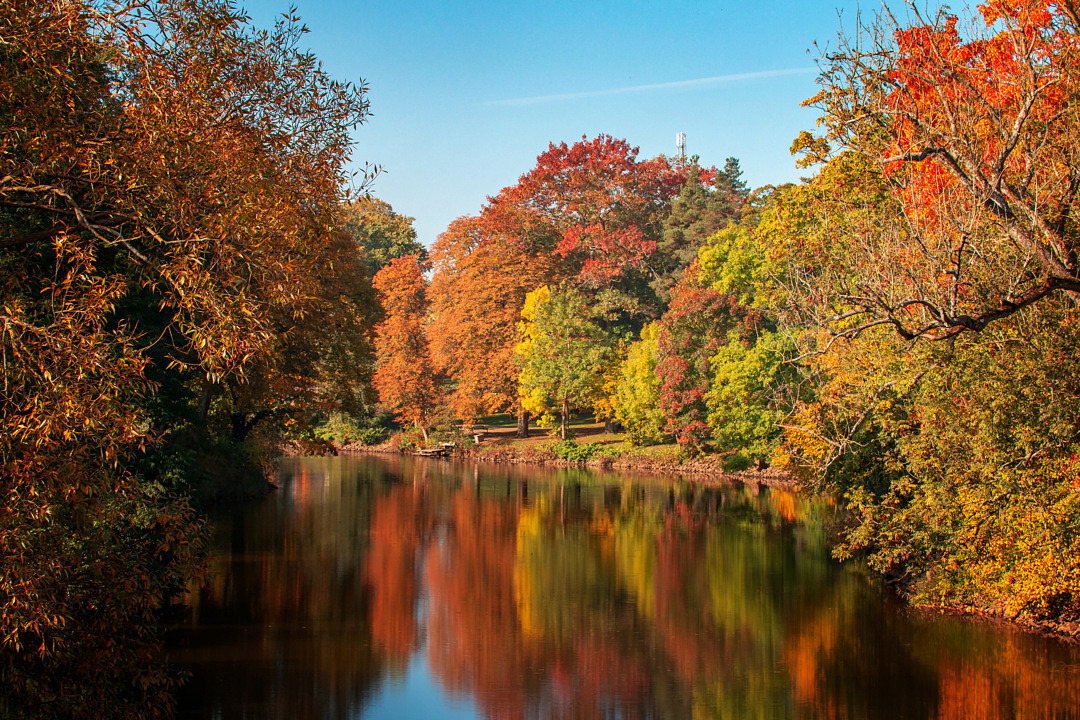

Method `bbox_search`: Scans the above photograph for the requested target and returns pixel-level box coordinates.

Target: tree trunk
[516,406,530,438]
[560,395,569,440]
[197,382,213,424]
[231,410,272,442]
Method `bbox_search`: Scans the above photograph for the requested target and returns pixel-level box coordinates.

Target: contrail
[485,67,817,107]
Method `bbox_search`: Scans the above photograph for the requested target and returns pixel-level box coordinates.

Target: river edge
[332,437,799,488]
[306,440,1080,645]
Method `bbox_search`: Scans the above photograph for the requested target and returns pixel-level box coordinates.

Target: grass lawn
[465,413,686,463]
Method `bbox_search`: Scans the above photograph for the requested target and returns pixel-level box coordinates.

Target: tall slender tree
[372,255,441,442]
[652,158,748,304]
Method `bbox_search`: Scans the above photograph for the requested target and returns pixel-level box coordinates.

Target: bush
[552,439,601,462]
[314,412,393,446]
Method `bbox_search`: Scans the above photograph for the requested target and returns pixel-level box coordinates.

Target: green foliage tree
[652,158,748,304]
[693,200,804,470]
[613,323,668,445]
[339,196,426,276]
[517,286,613,440]
[707,331,798,470]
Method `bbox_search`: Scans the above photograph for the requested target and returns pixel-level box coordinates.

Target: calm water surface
[168,455,1080,719]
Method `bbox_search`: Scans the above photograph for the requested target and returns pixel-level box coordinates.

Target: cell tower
[676,132,686,161]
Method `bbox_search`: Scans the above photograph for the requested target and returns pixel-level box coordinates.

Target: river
[167,454,1080,719]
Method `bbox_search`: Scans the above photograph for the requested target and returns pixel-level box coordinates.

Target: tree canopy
[798,0,1080,341]
[1,1,372,715]
[372,254,441,442]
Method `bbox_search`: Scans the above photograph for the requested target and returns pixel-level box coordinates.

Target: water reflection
[169,455,1080,719]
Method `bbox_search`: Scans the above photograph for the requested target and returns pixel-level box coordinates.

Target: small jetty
[415,442,456,458]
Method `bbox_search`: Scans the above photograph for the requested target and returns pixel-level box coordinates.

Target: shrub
[552,439,601,462]
[314,412,393,446]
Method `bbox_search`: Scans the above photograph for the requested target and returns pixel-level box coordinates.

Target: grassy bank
[345,413,795,487]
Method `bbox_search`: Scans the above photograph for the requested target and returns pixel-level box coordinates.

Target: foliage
[516,286,613,440]
[372,255,441,442]
[763,0,1080,619]
[425,134,701,437]
[697,212,775,308]
[484,134,692,325]
[707,330,799,470]
[314,412,392,447]
[612,323,668,446]
[1,0,371,715]
[339,195,425,276]
[551,439,603,462]
[427,215,559,422]
[211,221,381,444]
[824,307,1080,617]
[798,0,1080,341]
[655,259,767,452]
[486,134,686,284]
[589,337,627,427]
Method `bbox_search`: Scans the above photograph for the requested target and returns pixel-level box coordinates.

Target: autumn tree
[427,215,559,433]
[691,210,803,469]
[216,224,381,445]
[797,0,1080,341]
[0,1,370,715]
[612,323,668,445]
[766,0,1080,620]
[485,134,688,320]
[655,260,766,452]
[372,255,441,442]
[516,286,613,440]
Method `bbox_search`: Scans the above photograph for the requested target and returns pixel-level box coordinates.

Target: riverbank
[337,424,797,488]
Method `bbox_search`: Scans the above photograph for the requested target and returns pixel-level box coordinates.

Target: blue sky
[247,1,867,247]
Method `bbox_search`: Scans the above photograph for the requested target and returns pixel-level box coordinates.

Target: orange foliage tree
[801,0,1080,340]
[0,1,369,715]
[372,254,441,441]
[427,216,559,428]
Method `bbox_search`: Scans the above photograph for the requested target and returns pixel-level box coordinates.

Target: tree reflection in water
[170,455,1080,719]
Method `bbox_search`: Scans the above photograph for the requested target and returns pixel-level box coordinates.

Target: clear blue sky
[247,1,867,248]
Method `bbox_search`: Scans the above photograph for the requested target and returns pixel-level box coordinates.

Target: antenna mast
[676,132,686,161]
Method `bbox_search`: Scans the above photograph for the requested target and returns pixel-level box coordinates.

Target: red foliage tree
[655,261,765,451]
[801,0,1080,340]
[485,134,688,290]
